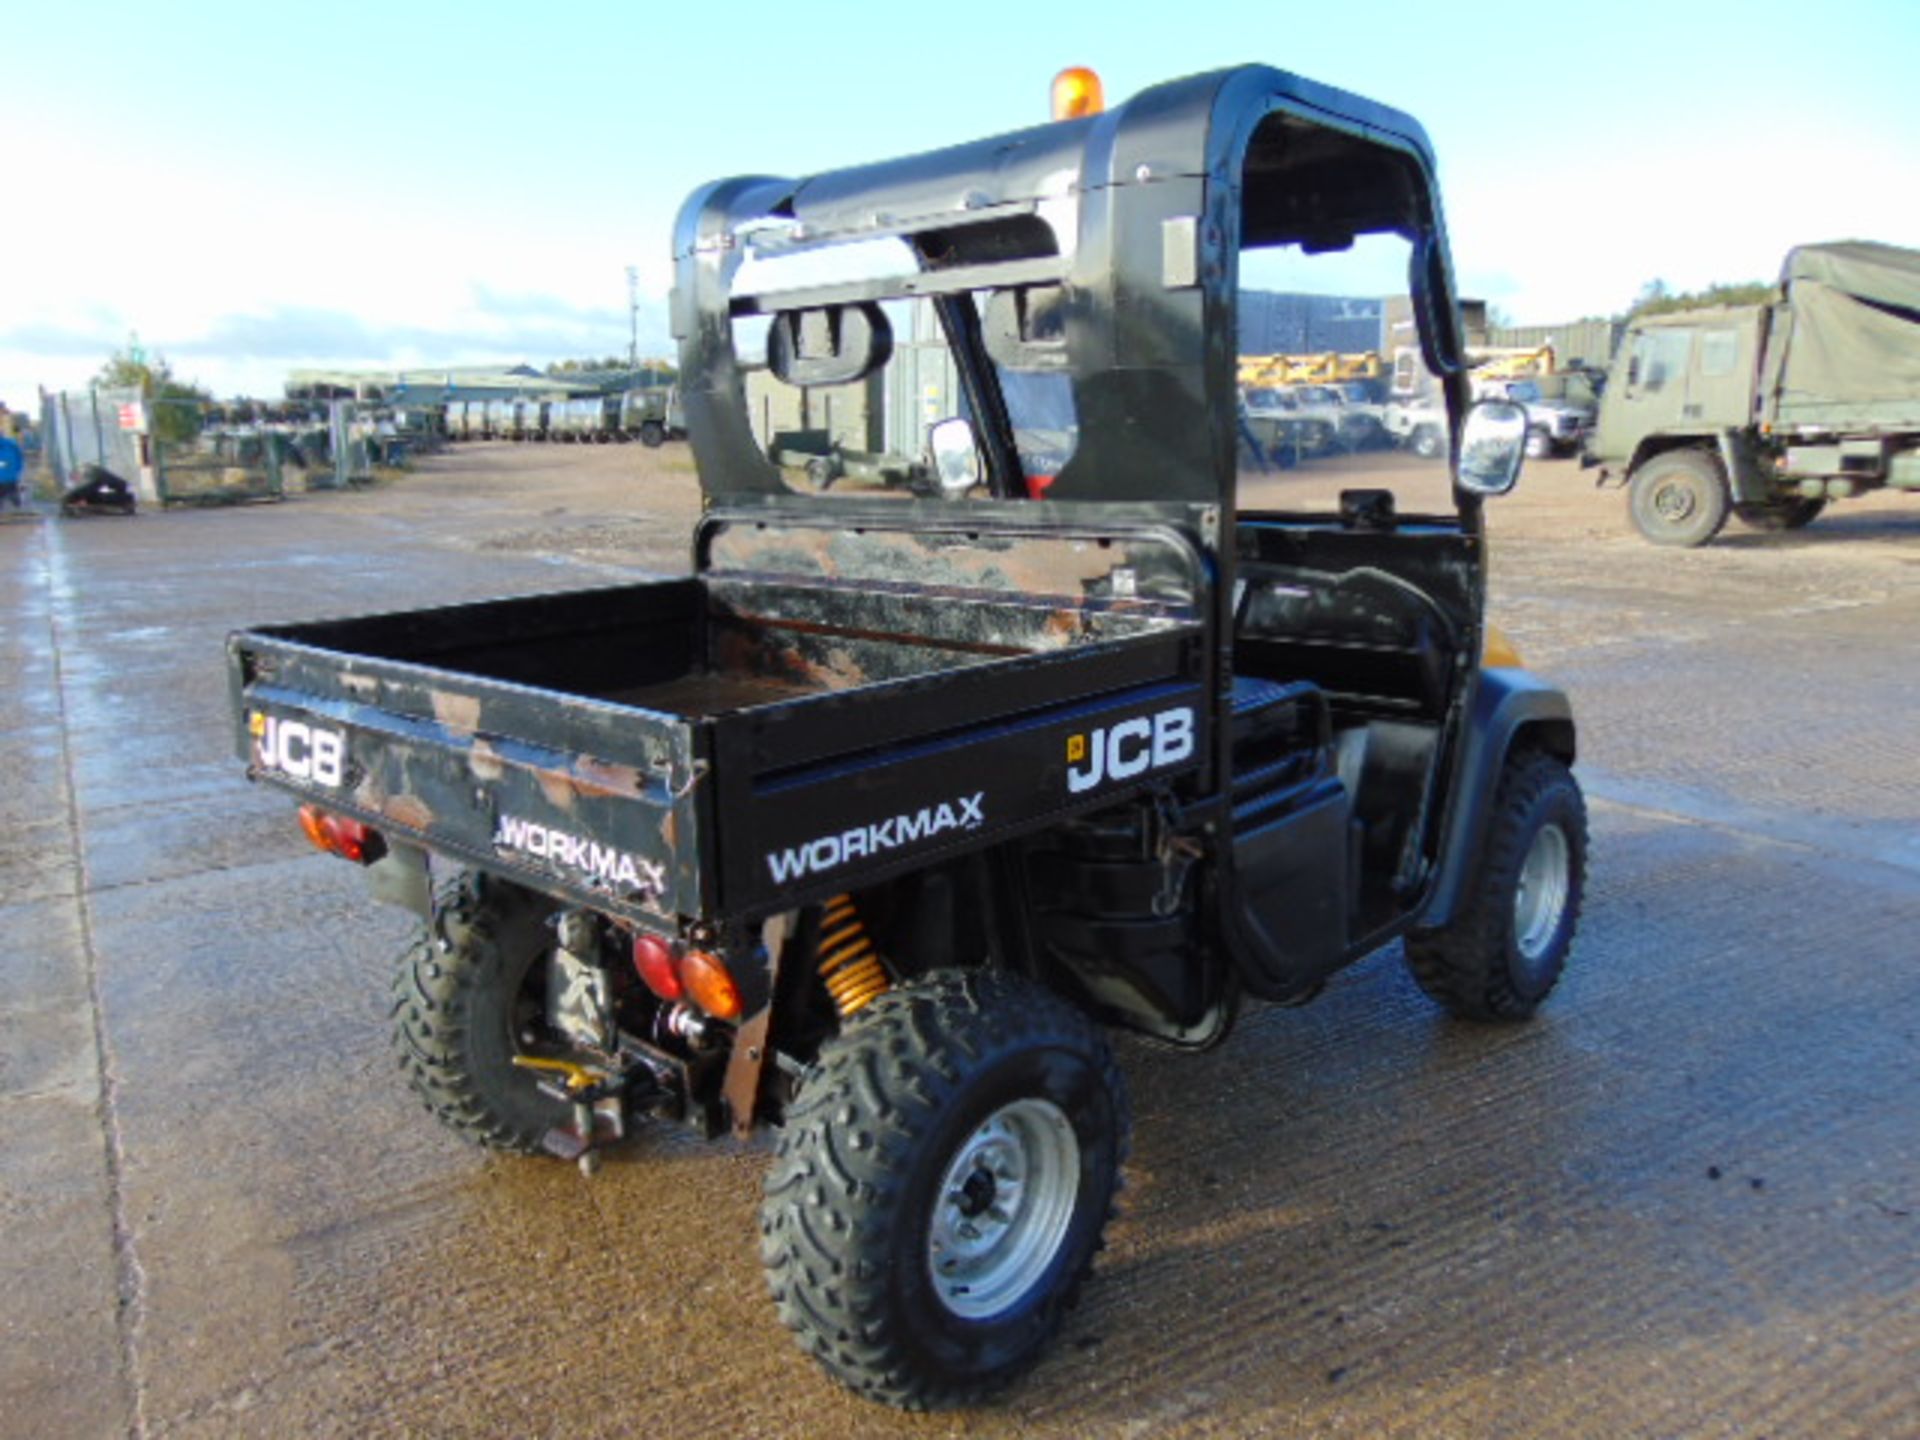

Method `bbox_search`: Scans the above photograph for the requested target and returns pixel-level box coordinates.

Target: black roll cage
[670,63,1474,533]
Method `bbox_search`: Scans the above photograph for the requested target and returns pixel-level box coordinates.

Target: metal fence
[329,400,374,487]
[147,398,288,504]
[39,386,150,498]
[34,387,427,506]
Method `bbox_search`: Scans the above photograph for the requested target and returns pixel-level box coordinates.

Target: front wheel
[760,970,1128,1409]
[1405,751,1586,1020]
[1628,449,1730,546]
[1523,426,1553,460]
[638,420,666,448]
[1409,424,1445,460]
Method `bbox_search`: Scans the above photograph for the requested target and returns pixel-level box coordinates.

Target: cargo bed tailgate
[231,627,706,923]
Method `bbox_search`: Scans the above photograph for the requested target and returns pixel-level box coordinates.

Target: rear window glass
[726,241,1079,499]
[987,365,1078,486]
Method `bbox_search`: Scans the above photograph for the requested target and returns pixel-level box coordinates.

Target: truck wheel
[638,420,666,448]
[1410,424,1444,460]
[761,969,1128,1409]
[1627,449,1729,546]
[389,873,572,1153]
[1734,497,1826,532]
[1405,751,1586,1021]
[1523,427,1553,460]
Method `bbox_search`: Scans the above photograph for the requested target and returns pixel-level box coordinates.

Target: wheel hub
[927,1098,1080,1320]
[1653,481,1697,522]
[956,1166,998,1218]
[1514,822,1572,968]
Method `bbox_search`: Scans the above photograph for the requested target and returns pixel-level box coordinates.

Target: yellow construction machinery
[1237,351,1383,387]
[1465,344,1557,381]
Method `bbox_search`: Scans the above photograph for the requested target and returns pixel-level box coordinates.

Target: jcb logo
[251,712,346,789]
[1066,705,1195,795]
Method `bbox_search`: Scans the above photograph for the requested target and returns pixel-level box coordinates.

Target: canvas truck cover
[1768,241,1920,430]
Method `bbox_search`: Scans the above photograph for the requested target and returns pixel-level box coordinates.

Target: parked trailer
[512,399,549,442]
[548,396,618,442]
[442,388,682,444]
[475,399,513,440]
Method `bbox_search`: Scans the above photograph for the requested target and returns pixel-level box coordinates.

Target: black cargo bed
[231,517,1211,928]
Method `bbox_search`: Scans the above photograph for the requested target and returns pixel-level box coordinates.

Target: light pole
[626,265,640,381]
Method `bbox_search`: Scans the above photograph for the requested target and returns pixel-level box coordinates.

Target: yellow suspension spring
[817,893,890,1018]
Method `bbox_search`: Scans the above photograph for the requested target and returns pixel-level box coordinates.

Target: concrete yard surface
[1,441,1916,1438]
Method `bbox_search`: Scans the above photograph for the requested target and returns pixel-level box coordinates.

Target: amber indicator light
[1051,66,1104,121]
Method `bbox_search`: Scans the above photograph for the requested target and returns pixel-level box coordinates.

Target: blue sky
[7,0,1918,404]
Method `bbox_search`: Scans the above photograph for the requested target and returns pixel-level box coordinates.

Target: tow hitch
[512,1053,671,1175]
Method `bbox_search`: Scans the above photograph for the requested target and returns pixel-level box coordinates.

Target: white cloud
[1449,122,1920,324]
[4,121,676,405]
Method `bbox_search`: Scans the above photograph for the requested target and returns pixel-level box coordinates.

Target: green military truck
[1586,242,1920,545]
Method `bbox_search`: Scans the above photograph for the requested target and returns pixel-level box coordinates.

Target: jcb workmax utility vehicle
[228,65,1585,1408]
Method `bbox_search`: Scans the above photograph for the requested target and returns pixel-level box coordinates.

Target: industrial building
[284,363,672,406]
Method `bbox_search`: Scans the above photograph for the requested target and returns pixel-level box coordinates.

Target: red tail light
[631,934,684,1001]
[297,805,387,865]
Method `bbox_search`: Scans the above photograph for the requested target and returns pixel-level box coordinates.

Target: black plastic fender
[1419,668,1576,930]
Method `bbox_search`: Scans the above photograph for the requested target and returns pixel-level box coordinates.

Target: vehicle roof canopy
[673,65,1461,510]
[1782,241,1920,311]
[1775,241,1920,428]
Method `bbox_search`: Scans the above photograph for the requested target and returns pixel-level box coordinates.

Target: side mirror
[767,302,893,387]
[926,417,981,497]
[1455,398,1528,496]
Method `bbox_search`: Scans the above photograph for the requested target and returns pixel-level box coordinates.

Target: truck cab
[1591,307,1765,456]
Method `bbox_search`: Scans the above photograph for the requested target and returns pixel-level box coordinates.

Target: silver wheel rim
[927,1098,1080,1320]
[1514,821,1572,964]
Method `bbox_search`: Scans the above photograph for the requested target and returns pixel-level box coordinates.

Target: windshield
[1237,227,1437,504]
[1507,380,1542,403]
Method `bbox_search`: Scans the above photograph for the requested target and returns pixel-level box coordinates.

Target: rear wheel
[1735,497,1826,531]
[1628,449,1730,546]
[389,873,574,1152]
[1406,751,1586,1020]
[761,969,1127,1409]
[1409,424,1445,460]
